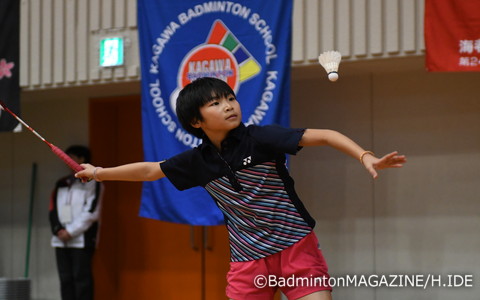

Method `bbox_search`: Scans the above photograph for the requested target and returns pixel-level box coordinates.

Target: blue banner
[138,0,293,225]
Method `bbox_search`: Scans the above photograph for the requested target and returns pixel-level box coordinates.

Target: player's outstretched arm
[299,129,406,178]
[75,162,166,182]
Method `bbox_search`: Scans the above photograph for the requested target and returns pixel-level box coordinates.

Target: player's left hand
[362,151,406,179]
[75,163,95,182]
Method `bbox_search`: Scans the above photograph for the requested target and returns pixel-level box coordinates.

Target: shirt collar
[200,123,246,153]
[226,122,246,141]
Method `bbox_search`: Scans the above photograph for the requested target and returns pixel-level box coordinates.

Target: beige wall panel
[353,0,367,57]
[127,32,140,78]
[114,67,126,79]
[401,0,416,52]
[65,0,76,83]
[291,0,426,61]
[385,0,400,54]
[89,32,101,82]
[417,0,425,50]
[30,0,41,86]
[305,0,319,61]
[115,0,126,28]
[292,0,304,62]
[90,69,101,82]
[78,0,89,82]
[320,0,335,53]
[127,0,137,28]
[20,0,30,87]
[53,0,64,84]
[369,0,383,55]
[41,0,53,86]
[101,67,113,81]
[21,0,140,90]
[337,0,351,57]
[101,0,113,28]
[127,65,139,78]
[90,0,100,31]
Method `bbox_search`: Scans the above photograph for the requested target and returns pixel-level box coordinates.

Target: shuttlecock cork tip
[328,72,338,82]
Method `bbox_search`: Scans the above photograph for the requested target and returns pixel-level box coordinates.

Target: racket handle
[50,145,84,172]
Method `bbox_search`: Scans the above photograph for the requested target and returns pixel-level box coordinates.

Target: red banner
[425,0,480,71]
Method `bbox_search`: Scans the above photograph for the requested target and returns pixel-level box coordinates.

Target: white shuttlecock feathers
[318,51,342,82]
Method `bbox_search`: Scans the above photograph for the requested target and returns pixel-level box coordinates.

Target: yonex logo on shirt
[243,156,252,165]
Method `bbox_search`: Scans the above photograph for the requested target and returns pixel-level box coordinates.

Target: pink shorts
[226,232,332,300]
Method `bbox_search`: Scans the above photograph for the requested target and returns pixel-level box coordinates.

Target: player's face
[194,93,242,135]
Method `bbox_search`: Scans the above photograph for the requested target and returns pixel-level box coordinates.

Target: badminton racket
[0,100,84,173]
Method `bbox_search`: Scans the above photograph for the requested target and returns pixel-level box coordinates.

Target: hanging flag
[138,0,293,225]
[425,0,480,71]
[0,0,20,132]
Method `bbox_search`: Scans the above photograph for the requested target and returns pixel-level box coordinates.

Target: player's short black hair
[65,145,91,163]
[176,77,235,138]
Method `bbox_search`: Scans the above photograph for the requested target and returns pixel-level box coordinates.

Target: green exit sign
[99,37,124,67]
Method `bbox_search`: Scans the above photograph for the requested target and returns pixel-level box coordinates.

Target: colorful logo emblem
[170,20,261,114]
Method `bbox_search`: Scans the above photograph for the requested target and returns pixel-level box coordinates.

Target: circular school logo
[179,44,240,91]
[169,19,260,117]
[147,5,285,148]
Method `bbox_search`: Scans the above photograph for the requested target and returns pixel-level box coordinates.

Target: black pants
[55,247,95,300]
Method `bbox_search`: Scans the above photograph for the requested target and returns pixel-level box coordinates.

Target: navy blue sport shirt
[160,123,316,262]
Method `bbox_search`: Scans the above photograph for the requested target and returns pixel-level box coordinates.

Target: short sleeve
[249,125,306,155]
[160,150,200,191]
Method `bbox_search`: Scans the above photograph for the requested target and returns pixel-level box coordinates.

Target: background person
[49,145,103,300]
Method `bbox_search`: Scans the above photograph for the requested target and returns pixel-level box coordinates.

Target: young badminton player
[76,77,406,300]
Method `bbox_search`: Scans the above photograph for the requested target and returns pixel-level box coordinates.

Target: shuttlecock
[318,51,341,82]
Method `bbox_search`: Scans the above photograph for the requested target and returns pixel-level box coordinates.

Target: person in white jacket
[49,145,103,300]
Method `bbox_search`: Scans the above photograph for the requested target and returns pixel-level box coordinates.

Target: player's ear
[191,119,201,128]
